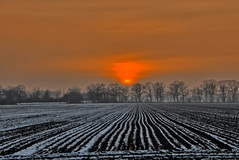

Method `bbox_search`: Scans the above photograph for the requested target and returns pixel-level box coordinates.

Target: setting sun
[124,79,132,85]
[113,61,145,84]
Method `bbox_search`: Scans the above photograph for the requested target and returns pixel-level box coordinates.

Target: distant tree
[169,81,179,102]
[201,79,217,102]
[201,81,209,102]
[30,87,41,102]
[152,82,165,102]
[107,83,121,102]
[217,81,228,103]
[0,86,4,104]
[63,86,83,103]
[54,89,63,101]
[15,85,27,103]
[86,83,107,103]
[87,84,97,103]
[208,80,217,103]
[192,87,203,103]
[131,83,145,102]
[227,80,239,103]
[178,81,188,102]
[2,87,12,104]
[97,83,107,103]
[119,85,129,102]
[144,82,153,102]
[169,81,187,102]
[1,85,27,104]
[89,83,129,103]
[43,89,51,102]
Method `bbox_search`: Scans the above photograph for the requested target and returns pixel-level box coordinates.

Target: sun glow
[113,61,144,84]
[124,79,132,85]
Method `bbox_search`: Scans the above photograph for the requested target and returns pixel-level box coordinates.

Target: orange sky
[0,0,239,89]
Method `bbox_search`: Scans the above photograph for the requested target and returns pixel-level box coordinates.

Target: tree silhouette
[152,82,165,102]
[131,83,145,102]
[0,79,239,104]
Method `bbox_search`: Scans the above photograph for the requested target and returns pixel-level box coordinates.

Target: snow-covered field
[0,103,239,159]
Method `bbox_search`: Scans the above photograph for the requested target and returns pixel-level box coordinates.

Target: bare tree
[43,89,50,101]
[15,85,27,102]
[227,80,239,103]
[0,86,5,104]
[208,80,217,103]
[169,81,179,102]
[86,84,96,103]
[201,81,209,102]
[179,81,188,102]
[131,83,145,102]
[87,83,108,103]
[1,85,27,104]
[63,86,83,103]
[144,82,153,102]
[118,85,129,102]
[54,89,63,101]
[192,87,203,103]
[169,81,187,102]
[99,83,108,102]
[217,81,228,103]
[30,87,41,102]
[107,83,121,102]
[152,82,165,102]
[201,79,217,102]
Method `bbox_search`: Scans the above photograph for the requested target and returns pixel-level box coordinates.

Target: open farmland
[0,103,239,159]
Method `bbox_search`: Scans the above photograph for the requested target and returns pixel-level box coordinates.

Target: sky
[0,0,239,90]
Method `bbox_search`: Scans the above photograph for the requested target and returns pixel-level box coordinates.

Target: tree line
[0,85,82,105]
[0,79,239,105]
